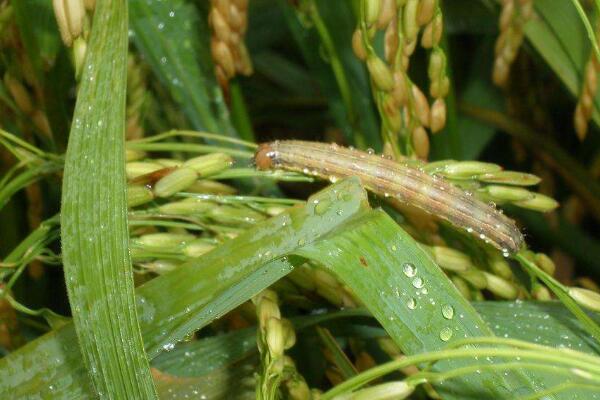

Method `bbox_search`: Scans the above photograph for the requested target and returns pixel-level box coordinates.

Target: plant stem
[132,130,257,148]
[321,343,600,399]
[126,142,254,158]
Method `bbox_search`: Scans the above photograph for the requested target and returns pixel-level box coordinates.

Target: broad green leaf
[129,0,237,137]
[296,210,543,399]
[525,0,588,97]
[60,0,157,398]
[1,178,368,398]
[476,301,600,354]
[476,301,600,400]
[136,178,368,357]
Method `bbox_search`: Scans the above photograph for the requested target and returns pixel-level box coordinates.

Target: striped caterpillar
[255,140,524,254]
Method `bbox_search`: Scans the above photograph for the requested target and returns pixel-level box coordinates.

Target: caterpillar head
[254,142,276,170]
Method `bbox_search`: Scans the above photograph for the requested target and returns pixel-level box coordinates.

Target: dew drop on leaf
[442,304,454,320]
[403,262,416,277]
[412,276,424,289]
[407,297,417,310]
[439,327,453,341]
[162,342,175,351]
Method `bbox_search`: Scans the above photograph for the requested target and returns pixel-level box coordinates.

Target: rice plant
[1,0,600,399]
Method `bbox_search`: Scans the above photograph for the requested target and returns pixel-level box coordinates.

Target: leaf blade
[296,210,545,399]
[129,0,237,136]
[60,0,157,397]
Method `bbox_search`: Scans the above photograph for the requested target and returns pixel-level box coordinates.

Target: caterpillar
[255,140,524,254]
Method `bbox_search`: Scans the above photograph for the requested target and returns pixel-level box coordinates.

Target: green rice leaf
[1,178,367,397]
[129,0,237,137]
[476,301,600,353]
[60,0,157,398]
[295,210,546,399]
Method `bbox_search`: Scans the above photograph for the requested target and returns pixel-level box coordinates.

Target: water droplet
[442,304,454,320]
[439,327,453,341]
[407,297,417,310]
[412,277,424,289]
[162,342,175,351]
[402,262,416,277]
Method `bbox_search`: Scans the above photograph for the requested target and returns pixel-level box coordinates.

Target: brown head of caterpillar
[254,142,276,170]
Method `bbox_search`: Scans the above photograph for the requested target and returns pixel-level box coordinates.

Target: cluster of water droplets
[385,249,458,343]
